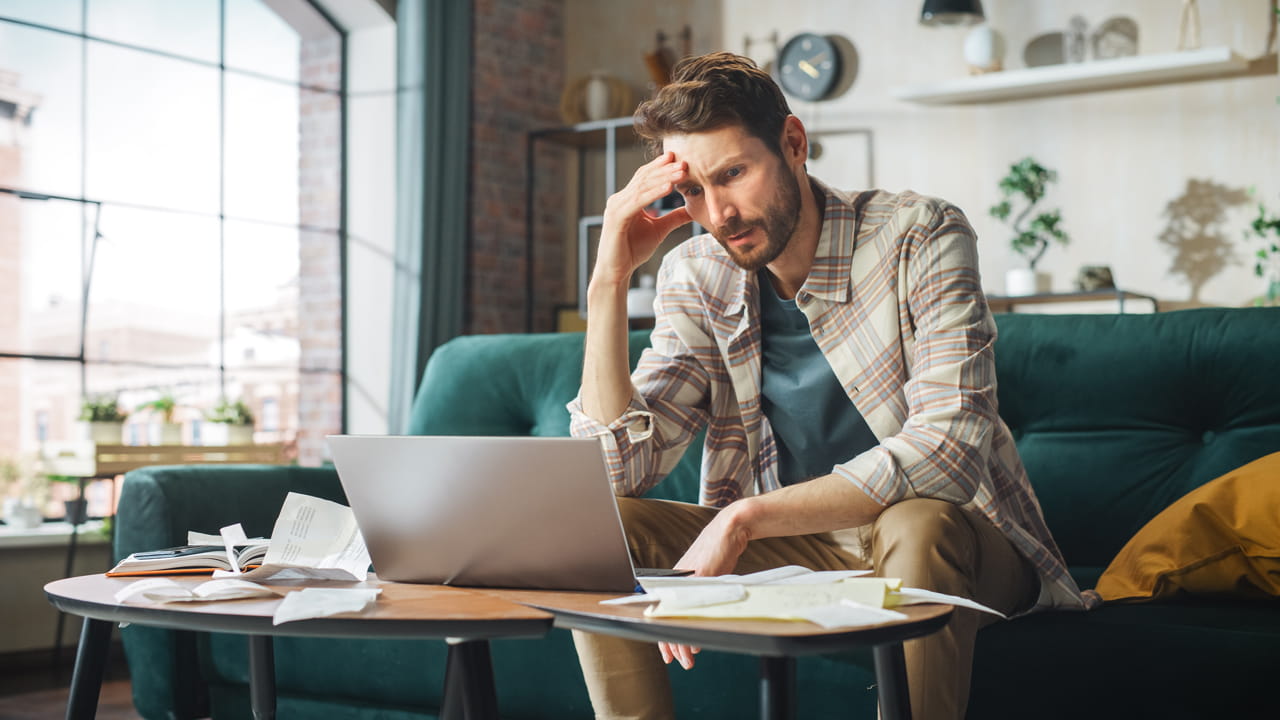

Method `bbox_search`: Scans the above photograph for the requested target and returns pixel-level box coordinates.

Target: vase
[585,72,611,121]
[63,498,88,525]
[963,25,1005,73]
[205,423,254,446]
[1005,268,1051,296]
[150,422,183,445]
[80,421,124,444]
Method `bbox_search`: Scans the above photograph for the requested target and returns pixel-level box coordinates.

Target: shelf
[893,46,1253,105]
[986,289,1158,314]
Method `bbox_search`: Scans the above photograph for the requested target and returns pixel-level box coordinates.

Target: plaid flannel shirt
[569,181,1087,610]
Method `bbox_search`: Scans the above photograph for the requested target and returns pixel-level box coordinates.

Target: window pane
[224,218,299,365]
[226,368,299,458]
[225,0,338,90]
[87,362,218,446]
[224,74,299,225]
[0,21,84,197]
[87,0,217,63]
[0,357,78,459]
[0,194,84,355]
[87,205,220,364]
[85,41,219,214]
[0,0,83,33]
[225,0,299,84]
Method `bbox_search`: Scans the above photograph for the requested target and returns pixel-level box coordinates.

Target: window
[0,1,345,502]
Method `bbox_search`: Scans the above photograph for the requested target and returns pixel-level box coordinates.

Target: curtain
[389,0,472,433]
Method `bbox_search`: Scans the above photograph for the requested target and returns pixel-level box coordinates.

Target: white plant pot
[3,498,43,530]
[1005,268,1051,296]
[204,423,254,446]
[150,422,183,445]
[80,421,124,444]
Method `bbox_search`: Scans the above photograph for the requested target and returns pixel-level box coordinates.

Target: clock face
[777,33,841,102]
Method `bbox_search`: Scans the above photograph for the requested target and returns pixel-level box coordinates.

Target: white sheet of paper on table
[271,587,381,625]
[115,578,282,604]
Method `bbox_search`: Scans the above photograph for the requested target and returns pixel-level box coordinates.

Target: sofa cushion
[991,308,1280,568]
[1094,451,1280,601]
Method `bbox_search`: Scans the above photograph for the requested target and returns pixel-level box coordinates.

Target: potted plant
[204,398,256,446]
[990,157,1070,296]
[1248,192,1280,306]
[46,474,89,525]
[78,394,128,444]
[137,393,181,445]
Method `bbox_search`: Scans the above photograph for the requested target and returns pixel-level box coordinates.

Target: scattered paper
[219,523,249,576]
[115,578,282,604]
[637,565,871,591]
[272,587,381,625]
[892,587,1005,618]
[645,577,903,622]
[219,493,370,582]
[794,600,908,629]
[601,584,747,609]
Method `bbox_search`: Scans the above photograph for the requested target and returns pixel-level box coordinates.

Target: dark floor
[0,645,143,720]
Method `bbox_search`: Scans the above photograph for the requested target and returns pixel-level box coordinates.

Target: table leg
[248,635,276,720]
[758,655,796,720]
[440,639,498,720]
[873,643,913,720]
[65,618,112,720]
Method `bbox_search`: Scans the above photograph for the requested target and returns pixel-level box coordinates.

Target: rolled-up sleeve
[568,269,713,497]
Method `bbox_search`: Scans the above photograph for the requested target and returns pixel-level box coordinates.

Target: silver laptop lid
[327,435,638,593]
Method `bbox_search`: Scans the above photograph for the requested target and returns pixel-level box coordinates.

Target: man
[567,51,1086,720]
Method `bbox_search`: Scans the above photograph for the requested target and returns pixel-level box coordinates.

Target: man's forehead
[662,126,769,165]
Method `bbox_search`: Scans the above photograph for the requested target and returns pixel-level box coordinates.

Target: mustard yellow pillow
[1095,451,1280,602]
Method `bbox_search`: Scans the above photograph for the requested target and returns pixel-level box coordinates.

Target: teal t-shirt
[758,271,879,485]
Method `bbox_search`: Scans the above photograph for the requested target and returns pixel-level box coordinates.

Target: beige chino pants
[573,496,1039,720]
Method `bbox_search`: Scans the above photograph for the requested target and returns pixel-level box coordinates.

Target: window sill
[0,521,110,549]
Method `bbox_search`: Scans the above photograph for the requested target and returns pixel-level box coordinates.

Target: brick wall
[469,0,566,334]
[297,35,343,465]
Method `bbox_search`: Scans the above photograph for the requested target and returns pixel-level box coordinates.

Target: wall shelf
[893,46,1252,105]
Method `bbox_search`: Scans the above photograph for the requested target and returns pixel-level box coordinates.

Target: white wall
[567,0,1279,308]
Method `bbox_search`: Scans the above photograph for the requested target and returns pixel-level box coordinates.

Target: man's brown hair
[634,51,792,159]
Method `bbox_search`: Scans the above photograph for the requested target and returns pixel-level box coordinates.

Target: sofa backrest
[406,330,703,503]
[992,307,1280,569]
[408,308,1280,569]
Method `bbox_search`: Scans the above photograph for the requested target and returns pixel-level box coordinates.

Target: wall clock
[777,32,842,102]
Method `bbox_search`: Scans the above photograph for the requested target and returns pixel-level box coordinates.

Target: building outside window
[0,0,346,518]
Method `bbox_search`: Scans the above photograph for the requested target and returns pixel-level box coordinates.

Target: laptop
[327,435,677,593]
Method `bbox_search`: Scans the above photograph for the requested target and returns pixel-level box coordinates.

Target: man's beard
[711,164,803,272]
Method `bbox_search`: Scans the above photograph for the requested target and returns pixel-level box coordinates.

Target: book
[107,541,271,577]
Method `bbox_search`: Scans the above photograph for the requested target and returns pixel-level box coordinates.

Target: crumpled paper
[271,587,381,625]
[114,578,281,604]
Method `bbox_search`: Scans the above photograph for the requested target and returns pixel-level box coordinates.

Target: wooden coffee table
[44,574,553,720]
[485,588,953,720]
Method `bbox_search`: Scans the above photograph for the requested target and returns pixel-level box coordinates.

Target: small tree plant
[207,399,254,426]
[989,157,1070,270]
[137,393,177,424]
[78,395,128,423]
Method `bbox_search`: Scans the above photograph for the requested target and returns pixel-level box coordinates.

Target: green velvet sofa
[113,307,1280,719]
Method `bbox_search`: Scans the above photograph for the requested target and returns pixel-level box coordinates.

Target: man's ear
[779,115,808,167]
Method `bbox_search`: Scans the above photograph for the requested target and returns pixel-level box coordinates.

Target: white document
[794,600,909,629]
[115,578,282,604]
[637,565,871,592]
[224,493,371,582]
[892,587,1006,618]
[272,587,381,625]
[645,577,904,621]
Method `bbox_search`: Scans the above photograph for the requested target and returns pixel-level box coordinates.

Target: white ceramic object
[80,421,123,444]
[585,72,611,121]
[627,275,657,318]
[3,497,43,530]
[963,25,1005,72]
[150,422,183,445]
[204,423,254,446]
[1005,268,1051,296]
